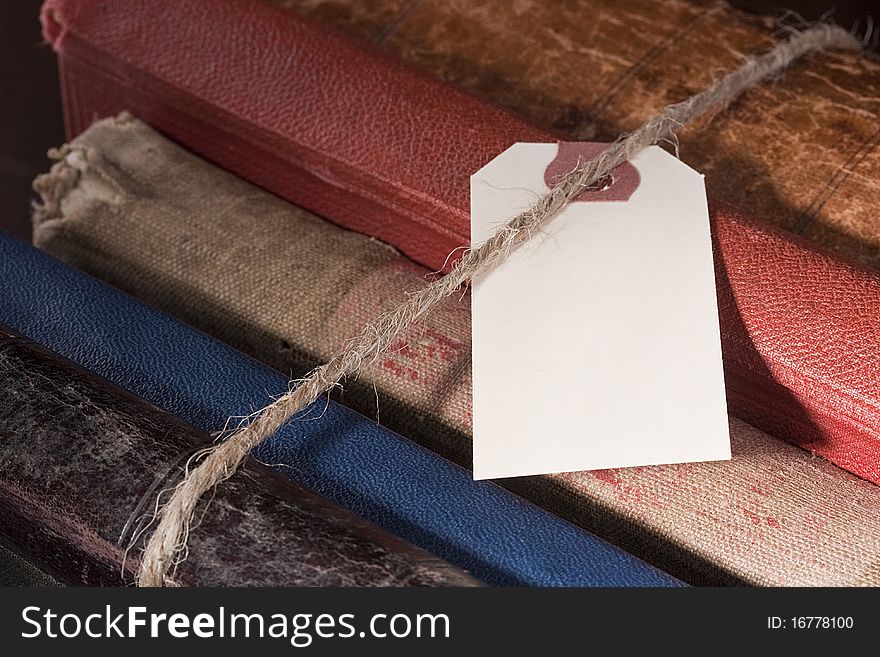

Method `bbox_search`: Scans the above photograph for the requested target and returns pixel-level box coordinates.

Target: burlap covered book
[33,116,880,586]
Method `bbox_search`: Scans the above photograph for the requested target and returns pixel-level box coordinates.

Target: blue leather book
[0,233,680,586]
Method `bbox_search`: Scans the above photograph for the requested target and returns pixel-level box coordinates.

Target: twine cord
[137,25,859,586]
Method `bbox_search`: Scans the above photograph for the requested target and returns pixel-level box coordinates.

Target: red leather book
[41,0,880,484]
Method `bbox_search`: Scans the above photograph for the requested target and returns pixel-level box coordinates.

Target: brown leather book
[0,325,479,587]
[277,0,880,272]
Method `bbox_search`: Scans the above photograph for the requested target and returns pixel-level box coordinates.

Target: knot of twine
[137,24,860,586]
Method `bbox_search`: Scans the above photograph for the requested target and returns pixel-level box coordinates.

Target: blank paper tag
[470,142,730,480]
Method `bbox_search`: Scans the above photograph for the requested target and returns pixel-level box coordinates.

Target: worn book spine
[40,0,880,485]
[0,325,481,587]
[31,117,880,586]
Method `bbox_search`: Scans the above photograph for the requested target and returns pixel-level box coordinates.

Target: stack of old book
[1,0,877,585]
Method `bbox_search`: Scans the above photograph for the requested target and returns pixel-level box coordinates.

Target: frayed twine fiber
[136,25,860,586]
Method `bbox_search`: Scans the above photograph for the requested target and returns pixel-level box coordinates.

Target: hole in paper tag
[544,142,640,202]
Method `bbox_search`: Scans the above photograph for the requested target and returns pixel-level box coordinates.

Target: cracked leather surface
[0,325,481,587]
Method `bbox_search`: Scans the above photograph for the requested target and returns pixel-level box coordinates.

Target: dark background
[0,0,63,241]
[0,0,875,242]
